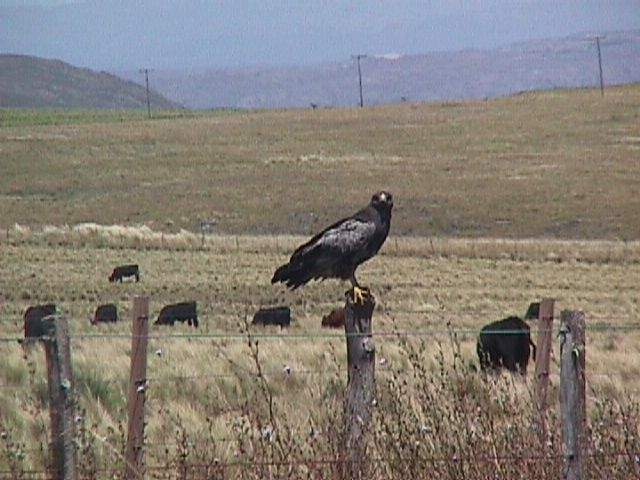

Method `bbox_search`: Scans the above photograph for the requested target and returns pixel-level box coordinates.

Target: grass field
[1,87,639,477]
[0,233,639,477]
[1,85,640,238]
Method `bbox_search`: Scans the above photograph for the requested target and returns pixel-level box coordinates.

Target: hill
[118,30,640,109]
[0,54,180,109]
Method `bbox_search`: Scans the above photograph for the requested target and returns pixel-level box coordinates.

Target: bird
[271,191,393,303]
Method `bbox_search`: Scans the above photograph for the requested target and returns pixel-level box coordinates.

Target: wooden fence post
[534,298,555,439]
[560,310,586,480]
[42,315,77,480]
[125,297,150,480]
[343,291,376,479]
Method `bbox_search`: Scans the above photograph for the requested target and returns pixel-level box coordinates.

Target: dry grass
[1,85,640,238]
[4,222,640,264]
[0,236,638,476]
[1,87,639,476]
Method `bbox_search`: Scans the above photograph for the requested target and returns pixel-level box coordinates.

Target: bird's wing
[291,218,376,261]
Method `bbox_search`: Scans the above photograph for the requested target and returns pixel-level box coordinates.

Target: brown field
[1,87,639,478]
[1,85,640,239]
[0,232,639,477]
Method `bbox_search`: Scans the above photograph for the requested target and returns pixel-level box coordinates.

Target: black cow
[24,304,56,339]
[477,315,537,375]
[92,304,118,324]
[109,264,140,283]
[252,306,291,328]
[155,302,198,328]
[524,301,540,320]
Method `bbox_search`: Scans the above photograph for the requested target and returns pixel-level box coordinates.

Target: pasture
[1,86,640,238]
[1,232,639,477]
[1,86,639,478]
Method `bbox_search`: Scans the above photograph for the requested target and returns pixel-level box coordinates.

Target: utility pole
[352,54,367,108]
[139,68,153,118]
[593,36,605,97]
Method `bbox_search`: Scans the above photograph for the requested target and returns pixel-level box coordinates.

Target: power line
[138,68,154,118]
[589,36,605,97]
[352,54,367,108]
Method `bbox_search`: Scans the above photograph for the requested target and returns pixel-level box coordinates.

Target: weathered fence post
[42,315,77,480]
[560,310,586,480]
[125,297,150,480]
[534,298,555,439]
[343,290,376,479]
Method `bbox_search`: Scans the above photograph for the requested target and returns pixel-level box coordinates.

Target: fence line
[4,372,640,391]
[0,367,364,391]
[143,449,640,468]
[146,367,343,382]
[3,303,640,478]
[5,370,640,390]
[1,322,639,344]
[2,449,639,477]
[0,314,636,325]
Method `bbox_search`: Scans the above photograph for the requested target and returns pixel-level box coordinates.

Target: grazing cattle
[524,301,540,320]
[321,307,345,329]
[155,301,198,328]
[108,264,140,283]
[477,315,536,375]
[92,304,118,324]
[252,306,291,328]
[24,304,56,339]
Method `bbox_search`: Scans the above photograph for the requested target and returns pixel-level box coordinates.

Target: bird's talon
[353,286,370,304]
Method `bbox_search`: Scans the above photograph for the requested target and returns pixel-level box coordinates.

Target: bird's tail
[271,261,313,290]
[271,263,290,284]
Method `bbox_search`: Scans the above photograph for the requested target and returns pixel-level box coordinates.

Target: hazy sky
[1,1,639,70]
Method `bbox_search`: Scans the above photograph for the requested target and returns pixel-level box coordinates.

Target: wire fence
[1,449,639,479]
[2,351,640,393]
[1,319,638,390]
[0,320,639,345]
[2,310,640,478]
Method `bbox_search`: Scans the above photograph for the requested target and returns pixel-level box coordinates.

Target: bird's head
[371,191,393,212]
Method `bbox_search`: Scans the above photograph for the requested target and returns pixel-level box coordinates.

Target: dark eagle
[271,191,393,300]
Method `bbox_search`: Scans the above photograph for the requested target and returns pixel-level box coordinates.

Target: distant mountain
[118,30,640,109]
[0,55,180,109]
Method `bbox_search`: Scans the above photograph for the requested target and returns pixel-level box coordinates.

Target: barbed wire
[145,438,236,448]
[0,312,640,334]
[0,321,639,345]
[1,314,639,324]
[3,367,640,393]
[1,448,638,478]
[0,366,349,391]
[147,367,342,383]
[146,449,640,468]
[9,437,237,456]
[0,372,407,392]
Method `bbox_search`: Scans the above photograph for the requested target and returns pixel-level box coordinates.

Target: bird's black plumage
[271,191,393,290]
